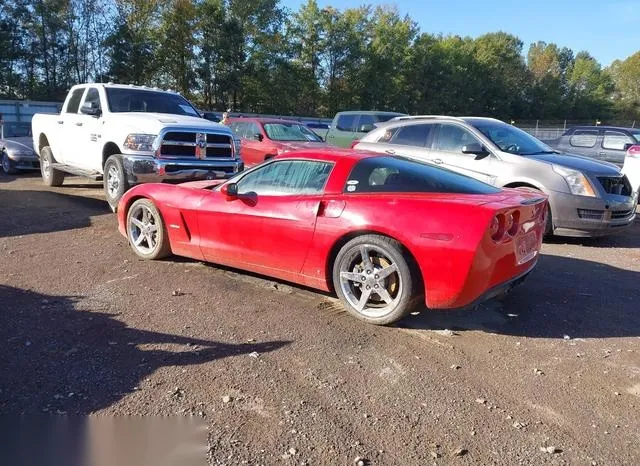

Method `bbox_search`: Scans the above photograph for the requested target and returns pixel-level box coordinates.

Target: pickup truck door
[600,130,635,166]
[430,123,497,185]
[61,87,91,168]
[326,114,356,148]
[72,87,104,171]
[54,87,86,164]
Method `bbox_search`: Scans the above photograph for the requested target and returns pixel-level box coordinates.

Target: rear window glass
[570,130,598,148]
[389,124,432,147]
[344,156,500,194]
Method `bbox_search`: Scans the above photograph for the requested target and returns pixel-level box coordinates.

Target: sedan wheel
[333,235,422,325]
[126,198,170,260]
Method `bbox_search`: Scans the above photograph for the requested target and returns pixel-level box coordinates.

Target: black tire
[2,150,17,174]
[332,234,423,325]
[103,154,129,213]
[40,146,65,186]
[543,203,553,237]
[126,198,171,260]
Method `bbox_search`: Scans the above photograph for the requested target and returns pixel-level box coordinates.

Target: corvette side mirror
[221,182,238,199]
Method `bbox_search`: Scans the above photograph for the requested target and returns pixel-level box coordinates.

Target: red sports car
[225,117,328,167]
[117,149,547,325]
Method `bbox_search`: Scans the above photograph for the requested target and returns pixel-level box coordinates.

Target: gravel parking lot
[1,173,639,465]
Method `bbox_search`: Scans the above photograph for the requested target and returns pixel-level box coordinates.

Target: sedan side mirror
[462,143,490,160]
[80,102,101,117]
[253,133,264,142]
[221,182,238,199]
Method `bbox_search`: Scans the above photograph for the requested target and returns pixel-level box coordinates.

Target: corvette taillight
[490,214,505,242]
[506,210,520,236]
[627,144,640,159]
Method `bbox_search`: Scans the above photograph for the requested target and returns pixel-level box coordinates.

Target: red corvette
[117,149,547,325]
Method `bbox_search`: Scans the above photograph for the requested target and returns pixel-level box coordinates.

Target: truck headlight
[123,134,157,152]
[552,165,597,197]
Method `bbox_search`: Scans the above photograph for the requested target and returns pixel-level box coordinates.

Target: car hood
[105,113,233,135]
[524,152,621,175]
[0,137,36,154]
[276,141,328,151]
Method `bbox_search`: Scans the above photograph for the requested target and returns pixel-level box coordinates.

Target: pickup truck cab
[546,126,640,166]
[325,111,405,148]
[32,83,243,210]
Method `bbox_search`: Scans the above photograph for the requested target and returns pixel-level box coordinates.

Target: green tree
[567,51,614,119]
[609,51,640,119]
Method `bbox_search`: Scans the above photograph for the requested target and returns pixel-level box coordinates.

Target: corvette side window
[236,160,333,195]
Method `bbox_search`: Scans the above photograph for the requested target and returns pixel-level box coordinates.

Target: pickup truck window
[83,88,101,111]
[66,88,85,113]
[602,131,634,150]
[105,88,199,116]
[336,114,357,132]
[570,130,598,148]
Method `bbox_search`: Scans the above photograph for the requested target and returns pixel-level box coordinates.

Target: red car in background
[225,117,328,166]
[117,149,547,325]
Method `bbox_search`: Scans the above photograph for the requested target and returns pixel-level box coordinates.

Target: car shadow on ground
[398,253,640,339]
[0,190,111,238]
[0,285,291,414]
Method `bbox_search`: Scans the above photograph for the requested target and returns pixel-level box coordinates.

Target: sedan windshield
[466,119,555,156]
[105,88,200,116]
[264,123,323,142]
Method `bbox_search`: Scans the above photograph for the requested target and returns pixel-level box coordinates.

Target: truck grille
[160,131,233,158]
[597,176,632,196]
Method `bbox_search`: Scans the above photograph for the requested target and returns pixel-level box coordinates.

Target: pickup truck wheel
[2,150,17,174]
[104,155,129,213]
[40,146,65,186]
[126,198,171,260]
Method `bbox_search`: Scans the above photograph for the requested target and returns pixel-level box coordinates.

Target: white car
[622,144,640,197]
[32,83,243,210]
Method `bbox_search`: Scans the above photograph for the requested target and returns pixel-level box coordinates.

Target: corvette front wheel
[333,234,422,325]
[126,198,170,260]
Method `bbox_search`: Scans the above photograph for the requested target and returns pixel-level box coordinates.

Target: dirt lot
[1,172,639,465]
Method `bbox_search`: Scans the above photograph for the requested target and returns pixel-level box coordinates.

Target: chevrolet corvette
[117,149,547,325]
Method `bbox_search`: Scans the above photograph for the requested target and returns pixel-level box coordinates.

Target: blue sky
[281,0,640,66]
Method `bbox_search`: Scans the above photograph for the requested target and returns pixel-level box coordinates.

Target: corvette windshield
[105,88,200,116]
[263,123,323,142]
[467,120,554,156]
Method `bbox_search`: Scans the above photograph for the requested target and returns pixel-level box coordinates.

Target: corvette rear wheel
[333,235,422,325]
[126,198,170,260]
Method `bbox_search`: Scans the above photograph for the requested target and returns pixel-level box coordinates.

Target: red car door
[240,122,269,167]
[197,159,333,281]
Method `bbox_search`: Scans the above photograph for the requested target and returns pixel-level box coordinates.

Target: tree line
[1,0,639,122]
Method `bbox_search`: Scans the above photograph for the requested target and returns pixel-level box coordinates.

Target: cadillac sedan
[1,137,40,174]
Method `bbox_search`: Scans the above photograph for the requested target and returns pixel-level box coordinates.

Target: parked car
[325,111,406,148]
[304,122,330,140]
[116,149,547,325]
[622,144,640,196]
[546,126,640,166]
[1,135,39,174]
[225,117,327,167]
[201,111,221,122]
[31,83,243,211]
[354,116,637,237]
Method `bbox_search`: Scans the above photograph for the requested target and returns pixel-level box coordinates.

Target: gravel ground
[1,172,639,465]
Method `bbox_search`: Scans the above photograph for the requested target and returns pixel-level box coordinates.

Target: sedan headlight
[552,165,597,197]
[123,134,157,152]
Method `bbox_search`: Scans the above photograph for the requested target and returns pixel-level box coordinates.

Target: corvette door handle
[385,149,396,155]
[433,158,443,164]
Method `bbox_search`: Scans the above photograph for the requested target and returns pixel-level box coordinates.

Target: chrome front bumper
[122,155,244,184]
[548,189,638,237]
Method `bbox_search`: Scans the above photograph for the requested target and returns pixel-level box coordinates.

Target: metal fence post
[535,120,539,137]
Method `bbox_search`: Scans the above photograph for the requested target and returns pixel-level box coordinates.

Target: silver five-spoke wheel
[126,198,170,260]
[333,234,422,325]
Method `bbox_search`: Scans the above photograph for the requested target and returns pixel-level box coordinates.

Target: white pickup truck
[32,83,243,210]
